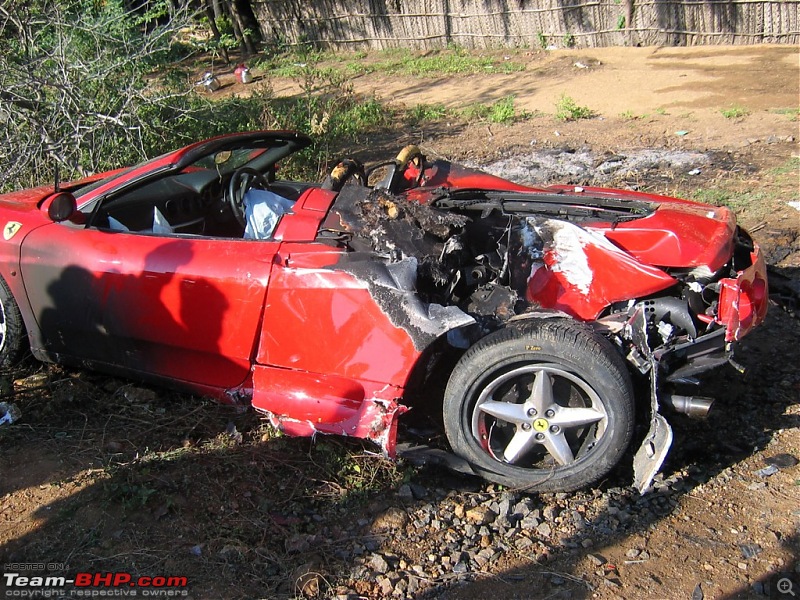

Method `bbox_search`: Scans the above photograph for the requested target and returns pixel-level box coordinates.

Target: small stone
[515,536,534,551]
[513,498,536,517]
[520,514,541,529]
[498,496,513,515]
[410,483,428,499]
[543,505,560,521]
[453,562,469,574]
[588,553,607,566]
[692,583,704,600]
[737,562,748,570]
[495,515,512,530]
[536,522,552,537]
[466,506,497,525]
[393,578,407,595]
[740,543,762,559]
[407,576,420,595]
[397,484,414,500]
[371,507,408,532]
[581,538,594,548]
[626,548,641,558]
[756,465,779,478]
[370,554,389,574]
[379,577,393,596]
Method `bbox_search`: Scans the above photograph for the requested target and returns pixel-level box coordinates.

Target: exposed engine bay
[317,177,766,491]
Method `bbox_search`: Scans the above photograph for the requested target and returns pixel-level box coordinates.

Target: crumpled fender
[716,242,768,341]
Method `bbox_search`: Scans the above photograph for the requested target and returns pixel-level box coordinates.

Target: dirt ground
[0,45,798,600]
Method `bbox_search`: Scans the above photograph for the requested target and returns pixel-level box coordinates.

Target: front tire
[443,319,634,492]
[0,276,26,367]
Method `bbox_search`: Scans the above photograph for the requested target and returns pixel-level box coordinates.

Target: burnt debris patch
[320,187,534,328]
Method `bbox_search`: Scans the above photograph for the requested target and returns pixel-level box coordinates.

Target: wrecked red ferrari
[0,131,768,492]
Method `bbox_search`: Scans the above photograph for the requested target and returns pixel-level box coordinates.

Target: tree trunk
[211,0,224,21]
[227,0,256,55]
[204,0,229,64]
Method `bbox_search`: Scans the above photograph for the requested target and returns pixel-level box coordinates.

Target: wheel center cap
[533,418,549,432]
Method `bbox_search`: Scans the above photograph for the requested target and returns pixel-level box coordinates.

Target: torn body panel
[717,242,768,341]
[253,243,473,452]
[251,365,408,455]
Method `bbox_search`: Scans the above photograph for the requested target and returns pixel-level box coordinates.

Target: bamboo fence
[251,0,799,49]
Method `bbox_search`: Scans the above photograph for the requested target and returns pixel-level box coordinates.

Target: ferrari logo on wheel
[533,418,549,432]
[3,222,22,240]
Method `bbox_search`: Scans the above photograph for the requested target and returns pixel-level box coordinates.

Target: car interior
[73,140,423,241]
[78,140,320,240]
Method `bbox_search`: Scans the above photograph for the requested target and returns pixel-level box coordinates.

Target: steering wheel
[321,158,367,192]
[370,145,427,192]
[228,167,269,227]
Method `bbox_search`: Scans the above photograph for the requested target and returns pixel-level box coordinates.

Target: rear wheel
[443,319,634,492]
[0,276,26,367]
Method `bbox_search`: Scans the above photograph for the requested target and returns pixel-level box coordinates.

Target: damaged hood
[551,184,738,271]
[417,179,739,272]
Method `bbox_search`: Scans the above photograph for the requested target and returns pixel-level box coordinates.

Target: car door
[19,222,277,390]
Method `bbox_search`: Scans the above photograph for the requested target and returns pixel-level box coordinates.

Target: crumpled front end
[716,241,768,341]
[617,229,769,492]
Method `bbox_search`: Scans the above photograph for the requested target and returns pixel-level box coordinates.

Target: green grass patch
[260,46,525,79]
[690,188,766,212]
[458,96,529,124]
[769,107,800,121]
[408,102,449,123]
[488,95,518,123]
[767,156,800,177]
[620,110,645,121]
[368,47,525,76]
[720,105,750,119]
[555,94,594,121]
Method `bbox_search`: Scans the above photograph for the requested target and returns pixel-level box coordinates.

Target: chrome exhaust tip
[661,394,714,418]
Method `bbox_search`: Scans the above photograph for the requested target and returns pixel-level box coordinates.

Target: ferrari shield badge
[3,222,22,241]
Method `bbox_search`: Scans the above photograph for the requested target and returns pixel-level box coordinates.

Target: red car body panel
[19,225,276,390]
[260,253,420,387]
[718,244,769,341]
[0,131,769,465]
[594,204,736,270]
[524,220,678,320]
